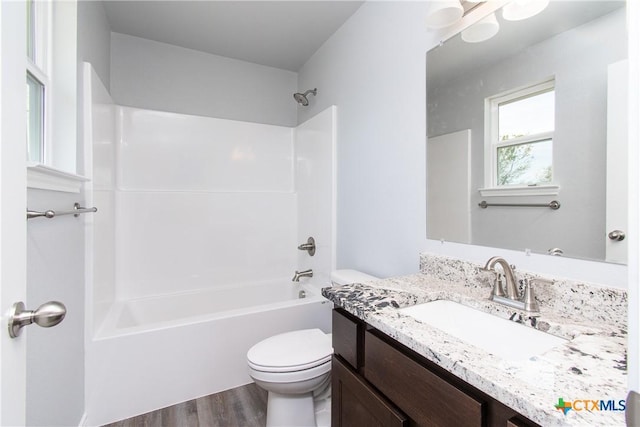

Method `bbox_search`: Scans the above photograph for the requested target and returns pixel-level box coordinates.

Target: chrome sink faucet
[483,256,519,299]
[292,269,313,282]
[482,257,544,315]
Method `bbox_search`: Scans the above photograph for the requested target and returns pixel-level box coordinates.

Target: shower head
[293,88,317,106]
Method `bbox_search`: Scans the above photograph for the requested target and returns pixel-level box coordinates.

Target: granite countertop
[322,272,628,427]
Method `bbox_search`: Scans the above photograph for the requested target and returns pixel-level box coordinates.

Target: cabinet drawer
[364,331,485,427]
[332,309,363,369]
[507,417,537,427]
[333,356,408,427]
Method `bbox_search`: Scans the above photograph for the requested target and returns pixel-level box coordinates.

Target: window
[26,0,51,164]
[24,0,83,191]
[484,79,556,191]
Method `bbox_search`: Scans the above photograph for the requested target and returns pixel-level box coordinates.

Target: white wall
[77,1,111,91]
[296,0,632,290]
[110,32,298,127]
[297,1,430,278]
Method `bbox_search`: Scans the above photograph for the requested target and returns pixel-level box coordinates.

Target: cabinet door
[332,309,363,370]
[365,331,485,427]
[332,356,408,427]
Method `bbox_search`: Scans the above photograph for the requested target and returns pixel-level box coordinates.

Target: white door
[605,60,628,263]
[0,1,28,425]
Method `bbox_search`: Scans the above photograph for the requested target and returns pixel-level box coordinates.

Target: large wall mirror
[427,0,628,264]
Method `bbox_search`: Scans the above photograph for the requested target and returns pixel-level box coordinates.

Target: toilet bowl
[248,328,331,427]
[247,269,378,427]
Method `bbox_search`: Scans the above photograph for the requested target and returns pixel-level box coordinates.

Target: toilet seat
[249,359,331,384]
[247,329,332,373]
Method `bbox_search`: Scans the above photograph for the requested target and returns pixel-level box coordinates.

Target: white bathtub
[85,280,332,426]
[97,280,324,336]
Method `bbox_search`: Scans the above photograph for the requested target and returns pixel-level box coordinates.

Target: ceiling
[103,1,364,72]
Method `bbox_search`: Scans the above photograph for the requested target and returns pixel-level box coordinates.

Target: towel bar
[27,203,97,220]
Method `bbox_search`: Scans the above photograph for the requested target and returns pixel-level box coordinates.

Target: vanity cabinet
[332,308,540,427]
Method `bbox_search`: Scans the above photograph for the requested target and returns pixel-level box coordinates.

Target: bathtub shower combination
[82,64,336,426]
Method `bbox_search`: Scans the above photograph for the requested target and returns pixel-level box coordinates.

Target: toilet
[247,269,378,427]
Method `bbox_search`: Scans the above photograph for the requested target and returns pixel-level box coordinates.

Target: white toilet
[247,269,378,427]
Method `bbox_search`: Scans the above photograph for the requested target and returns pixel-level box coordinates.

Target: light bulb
[502,0,550,21]
[426,0,464,29]
[461,12,500,43]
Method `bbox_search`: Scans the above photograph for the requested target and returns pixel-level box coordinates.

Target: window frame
[26,0,52,165]
[481,78,559,196]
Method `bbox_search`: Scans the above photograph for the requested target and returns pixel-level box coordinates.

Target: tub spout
[292,269,313,282]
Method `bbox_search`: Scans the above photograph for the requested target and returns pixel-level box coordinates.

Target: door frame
[627,0,640,396]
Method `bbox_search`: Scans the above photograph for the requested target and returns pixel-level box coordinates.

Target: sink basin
[399,300,567,361]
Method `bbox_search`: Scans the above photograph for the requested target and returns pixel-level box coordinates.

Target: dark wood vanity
[331,308,540,427]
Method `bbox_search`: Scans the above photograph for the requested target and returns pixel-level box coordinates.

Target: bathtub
[84,280,332,426]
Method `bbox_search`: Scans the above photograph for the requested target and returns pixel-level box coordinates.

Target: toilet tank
[330,269,378,286]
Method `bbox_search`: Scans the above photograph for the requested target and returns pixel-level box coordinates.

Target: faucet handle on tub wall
[297,237,316,256]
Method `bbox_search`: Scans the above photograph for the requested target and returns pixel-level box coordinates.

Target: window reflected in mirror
[491,81,555,187]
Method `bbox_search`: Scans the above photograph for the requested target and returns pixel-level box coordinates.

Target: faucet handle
[530,277,553,286]
[492,273,506,297]
[522,279,540,313]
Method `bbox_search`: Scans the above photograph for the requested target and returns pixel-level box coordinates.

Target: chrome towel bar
[27,202,97,220]
[478,200,560,210]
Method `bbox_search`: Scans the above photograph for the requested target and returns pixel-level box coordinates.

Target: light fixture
[425,0,464,29]
[502,0,550,21]
[461,12,499,43]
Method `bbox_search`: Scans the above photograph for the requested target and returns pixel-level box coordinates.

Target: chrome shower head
[293,88,317,106]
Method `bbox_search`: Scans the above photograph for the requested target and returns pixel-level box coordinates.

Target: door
[605,60,628,263]
[0,1,29,425]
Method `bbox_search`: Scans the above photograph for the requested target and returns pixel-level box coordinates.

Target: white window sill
[27,163,89,193]
[478,184,560,197]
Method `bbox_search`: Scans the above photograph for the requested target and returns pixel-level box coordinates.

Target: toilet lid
[247,329,332,372]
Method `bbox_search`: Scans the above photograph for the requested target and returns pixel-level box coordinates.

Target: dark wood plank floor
[103,383,268,427]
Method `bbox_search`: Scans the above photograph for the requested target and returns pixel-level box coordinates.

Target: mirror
[426,1,627,264]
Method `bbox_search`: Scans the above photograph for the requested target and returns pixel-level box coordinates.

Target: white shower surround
[82,64,336,425]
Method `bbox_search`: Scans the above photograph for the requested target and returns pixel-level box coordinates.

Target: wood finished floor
[103,383,268,427]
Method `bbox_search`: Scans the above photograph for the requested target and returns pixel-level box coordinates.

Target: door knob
[8,301,66,339]
[608,230,626,241]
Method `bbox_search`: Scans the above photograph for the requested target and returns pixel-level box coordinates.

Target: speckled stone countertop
[322,255,628,427]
